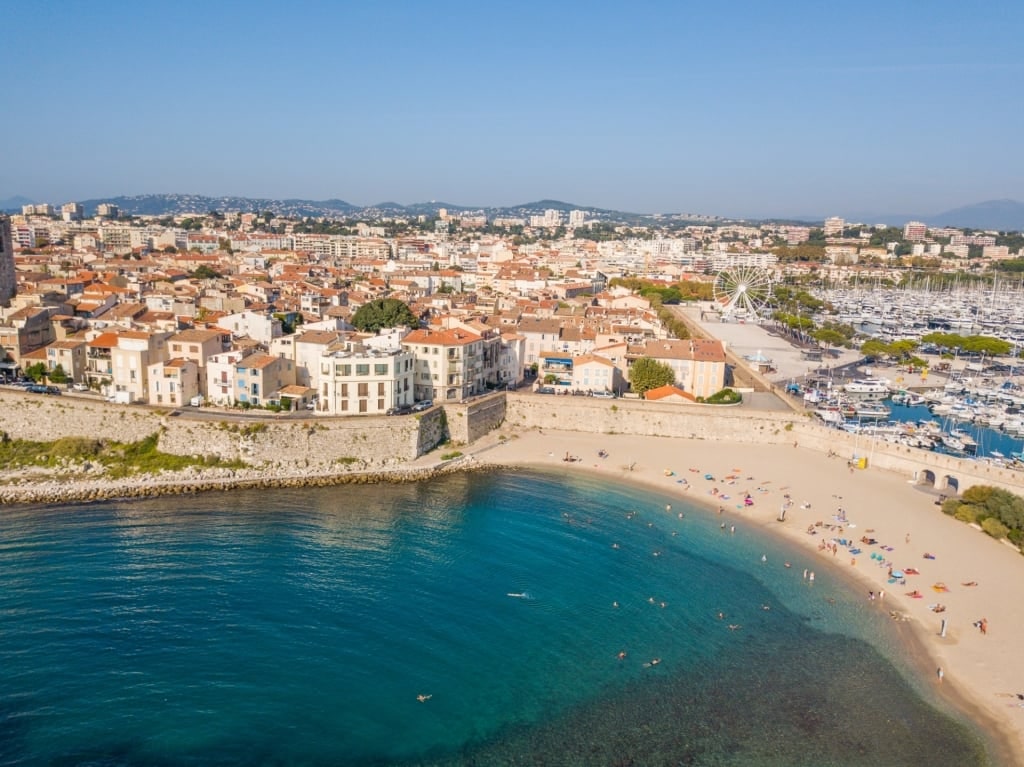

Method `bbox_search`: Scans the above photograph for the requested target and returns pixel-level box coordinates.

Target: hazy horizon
[3,1,1022,220]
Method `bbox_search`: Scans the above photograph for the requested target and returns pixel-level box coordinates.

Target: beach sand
[471,429,1024,764]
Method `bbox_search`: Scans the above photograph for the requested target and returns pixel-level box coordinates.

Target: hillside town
[1,203,1023,415]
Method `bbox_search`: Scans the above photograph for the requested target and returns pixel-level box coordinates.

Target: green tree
[190,264,222,280]
[350,298,418,332]
[860,339,889,360]
[24,362,47,382]
[628,357,675,395]
[812,328,846,353]
[48,364,68,384]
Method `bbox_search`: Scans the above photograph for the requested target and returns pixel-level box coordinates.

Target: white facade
[317,346,415,415]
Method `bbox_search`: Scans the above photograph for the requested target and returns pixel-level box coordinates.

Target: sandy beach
[471,428,1024,764]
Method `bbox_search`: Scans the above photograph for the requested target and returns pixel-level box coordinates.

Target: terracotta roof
[644,384,696,402]
[403,327,481,346]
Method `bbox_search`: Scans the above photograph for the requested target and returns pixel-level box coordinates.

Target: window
[358,382,368,397]
[341,383,348,397]
[341,400,348,411]
[374,364,387,376]
[377,382,385,395]
[377,398,384,411]
[356,364,369,376]
[358,400,367,413]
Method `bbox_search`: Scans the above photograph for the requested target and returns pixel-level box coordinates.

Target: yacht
[854,402,892,420]
[844,379,890,396]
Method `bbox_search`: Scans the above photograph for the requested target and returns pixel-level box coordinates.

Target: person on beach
[937,667,944,684]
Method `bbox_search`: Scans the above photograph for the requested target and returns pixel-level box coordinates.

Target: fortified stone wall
[4,389,1024,497]
[443,393,506,445]
[503,393,794,443]
[0,391,159,442]
[158,415,430,471]
[503,394,1024,495]
[0,391,448,469]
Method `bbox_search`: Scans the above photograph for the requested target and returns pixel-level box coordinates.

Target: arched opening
[919,469,936,486]
[943,475,959,493]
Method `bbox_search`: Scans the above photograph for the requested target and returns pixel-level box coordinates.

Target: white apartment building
[317,345,414,415]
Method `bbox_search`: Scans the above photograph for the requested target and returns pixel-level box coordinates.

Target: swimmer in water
[417,694,432,703]
[617,651,627,660]
[728,624,742,631]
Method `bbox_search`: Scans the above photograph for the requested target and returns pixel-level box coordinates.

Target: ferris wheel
[713,266,773,322]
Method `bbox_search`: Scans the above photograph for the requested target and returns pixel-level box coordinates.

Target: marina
[791,374,1024,466]
[813,280,1024,349]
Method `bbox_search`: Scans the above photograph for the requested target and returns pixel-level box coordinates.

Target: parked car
[386,405,413,416]
[591,390,615,398]
[72,382,89,392]
[536,386,556,394]
[27,384,61,395]
[411,400,433,412]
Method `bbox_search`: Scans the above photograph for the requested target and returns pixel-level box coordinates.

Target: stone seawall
[3,389,1024,500]
[503,392,796,443]
[0,390,449,471]
[443,393,506,445]
[0,390,160,443]
[501,394,1024,495]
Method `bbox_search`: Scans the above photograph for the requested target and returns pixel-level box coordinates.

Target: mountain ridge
[3,193,1023,231]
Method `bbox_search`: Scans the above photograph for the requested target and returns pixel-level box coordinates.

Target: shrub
[981,517,1010,540]
[954,506,979,524]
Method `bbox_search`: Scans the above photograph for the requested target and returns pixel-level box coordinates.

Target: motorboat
[844,379,890,396]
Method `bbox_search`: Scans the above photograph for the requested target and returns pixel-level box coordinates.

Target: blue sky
[2,0,1022,218]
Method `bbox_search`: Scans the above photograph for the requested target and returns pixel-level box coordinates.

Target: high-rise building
[903,221,928,242]
[96,203,120,219]
[0,215,16,307]
[61,202,84,222]
[569,210,586,227]
[823,216,845,236]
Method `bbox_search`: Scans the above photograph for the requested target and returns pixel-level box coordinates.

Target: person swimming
[417,694,432,702]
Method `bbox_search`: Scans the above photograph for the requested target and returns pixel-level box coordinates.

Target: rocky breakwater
[0,455,490,507]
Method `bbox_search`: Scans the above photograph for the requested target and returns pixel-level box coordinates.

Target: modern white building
[317,345,414,415]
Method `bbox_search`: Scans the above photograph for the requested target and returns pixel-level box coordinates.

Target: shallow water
[0,470,989,765]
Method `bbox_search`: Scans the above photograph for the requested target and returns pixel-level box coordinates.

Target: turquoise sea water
[0,470,991,766]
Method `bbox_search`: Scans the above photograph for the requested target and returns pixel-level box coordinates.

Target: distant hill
[929,199,1024,231]
[76,194,360,218]
[49,194,644,223]
[0,195,33,212]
